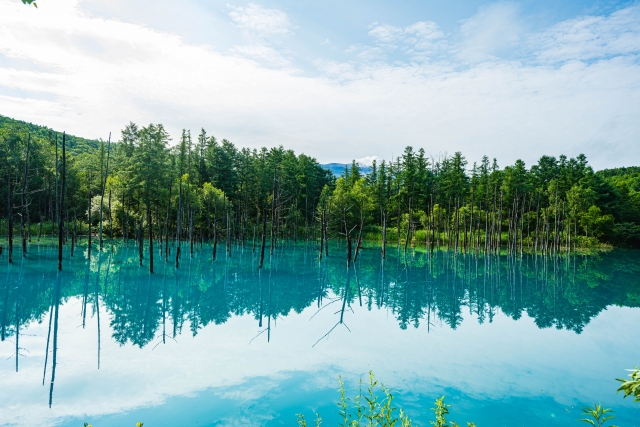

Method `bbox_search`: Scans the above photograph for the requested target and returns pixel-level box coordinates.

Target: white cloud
[530,5,640,63]
[0,0,639,170]
[369,21,444,46]
[344,44,387,62]
[356,156,379,167]
[455,2,524,62]
[230,44,292,67]
[366,21,446,61]
[228,3,292,39]
[227,3,294,68]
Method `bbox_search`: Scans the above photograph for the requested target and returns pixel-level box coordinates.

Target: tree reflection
[1,244,640,362]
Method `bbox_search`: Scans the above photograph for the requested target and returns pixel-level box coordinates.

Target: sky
[0,0,639,170]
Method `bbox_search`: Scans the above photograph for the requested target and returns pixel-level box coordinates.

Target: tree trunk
[7,173,13,264]
[381,210,386,259]
[353,209,364,263]
[58,133,66,271]
[259,208,266,269]
[71,208,76,257]
[270,171,276,256]
[21,133,30,257]
[164,183,172,262]
[176,183,183,268]
[108,190,113,245]
[139,219,143,267]
[404,197,412,252]
[87,173,92,259]
[99,133,112,250]
[148,204,154,273]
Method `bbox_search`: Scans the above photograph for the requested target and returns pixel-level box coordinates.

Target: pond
[1,240,639,427]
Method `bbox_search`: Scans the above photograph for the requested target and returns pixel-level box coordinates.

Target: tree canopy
[1,113,639,273]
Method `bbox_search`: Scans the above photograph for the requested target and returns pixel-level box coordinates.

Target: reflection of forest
[2,245,640,350]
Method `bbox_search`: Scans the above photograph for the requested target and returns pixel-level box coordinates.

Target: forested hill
[0,114,99,155]
[597,166,640,178]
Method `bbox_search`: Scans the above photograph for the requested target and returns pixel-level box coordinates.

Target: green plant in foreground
[430,396,476,427]
[297,371,414,427]
[296,412,323,427]
[297,372,479,427]
[579,404,617,427]
[617,367,640,402]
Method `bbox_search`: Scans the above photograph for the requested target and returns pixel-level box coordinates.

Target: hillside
[0,114,100,155]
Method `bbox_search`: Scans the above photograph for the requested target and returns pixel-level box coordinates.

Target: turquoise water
[1,240,639,427]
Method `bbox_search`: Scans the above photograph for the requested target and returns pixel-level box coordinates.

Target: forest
[1,114,640,272]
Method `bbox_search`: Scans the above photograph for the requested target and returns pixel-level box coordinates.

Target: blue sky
[1,0,639,169]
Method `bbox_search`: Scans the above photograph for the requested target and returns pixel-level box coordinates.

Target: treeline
[0,118,332,269]
[330,149,640,259]
[1,115,639,271]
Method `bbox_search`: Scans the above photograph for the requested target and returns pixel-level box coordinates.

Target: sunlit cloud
[228,3,292,38]
[367,21,447,61]
[454,2,524,62]
[227,2,296,66]
[0,0,639,170]
[529,4,640,63]
[355,156,379,167]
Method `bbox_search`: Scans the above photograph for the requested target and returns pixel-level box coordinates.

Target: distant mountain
[321,163,372,177]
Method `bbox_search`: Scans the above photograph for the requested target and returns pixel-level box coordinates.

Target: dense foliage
[331,149,640,258]
[1,114,639,273]
[0,116,332,268]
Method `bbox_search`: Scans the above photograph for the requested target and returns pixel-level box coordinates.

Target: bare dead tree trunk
[259,208,266,269]
[21,133,30,257]
[87,172,92,259]
[164,182,172,262]
[7,173,13,264]
[353,208,365,263]
[139,218,143,267]
[148,203,154,273]
[99,133,111,250]
[381,210,386,259]
[58,133,66,271]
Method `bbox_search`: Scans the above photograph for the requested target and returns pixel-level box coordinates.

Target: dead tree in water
[381,210,386,259]
[259,208,267,269]
[57,133,66,271]
[148,203,154,273]
[138,218,144,267]
[353,205,366,263]
[87,172,92,259]
[98,133,111,250]
[7,173,13,263]
[164,182,172,262]
[342,207,357,267]
[20,134,30,257]
[269,170,277,256]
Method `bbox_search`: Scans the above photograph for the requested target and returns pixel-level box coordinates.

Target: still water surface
[1,241,639,427]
